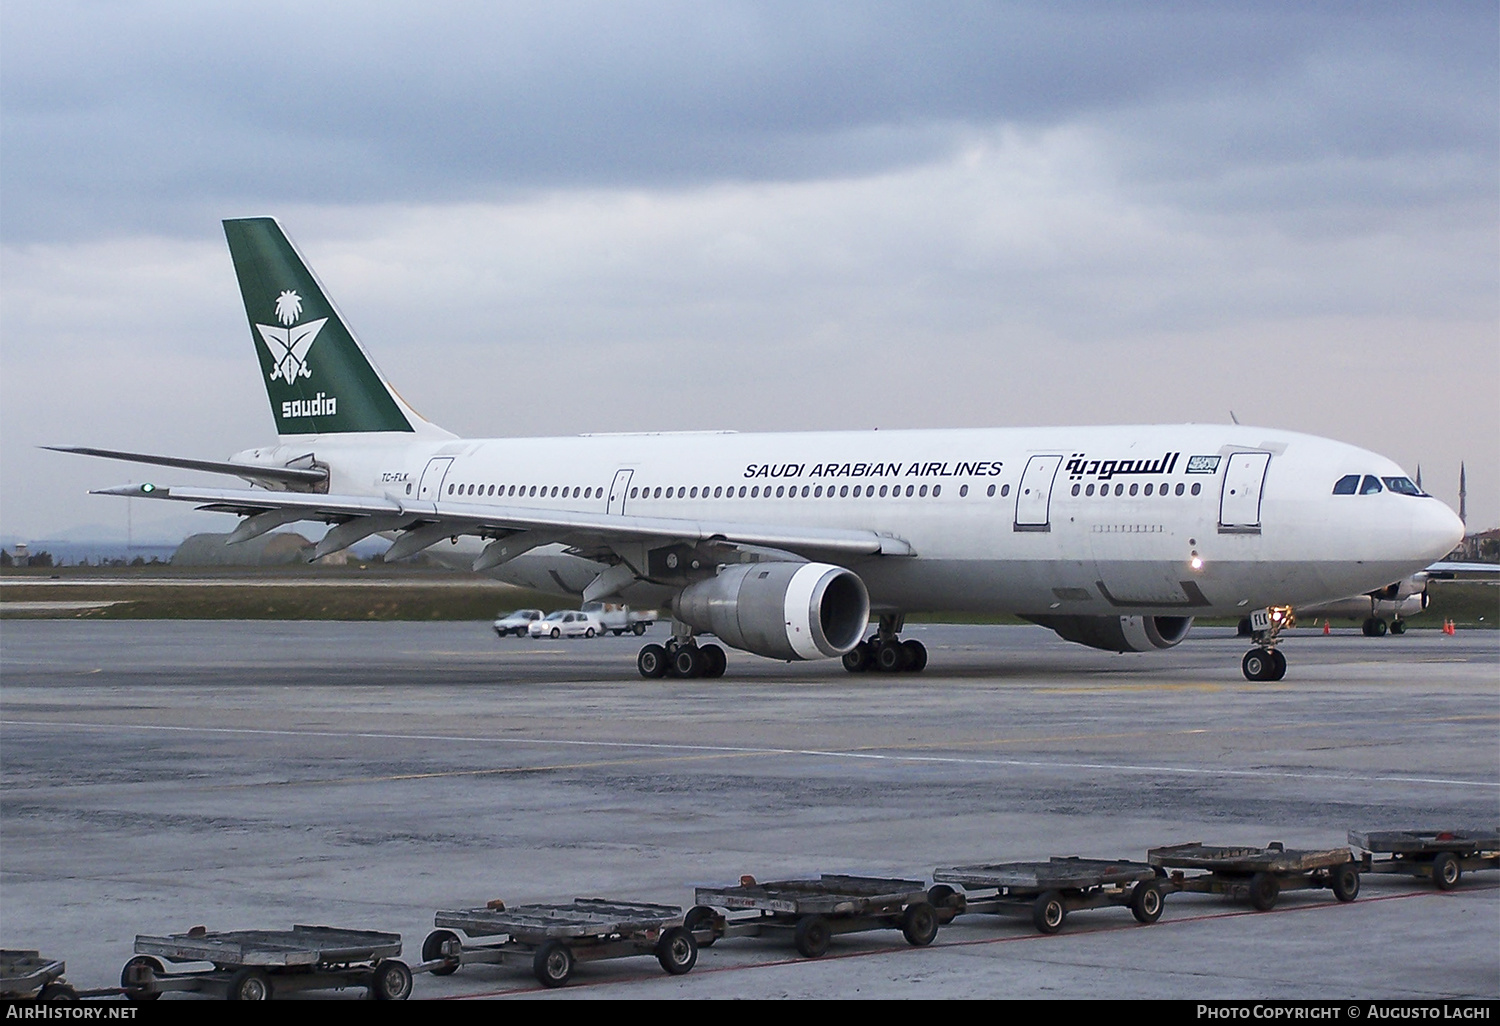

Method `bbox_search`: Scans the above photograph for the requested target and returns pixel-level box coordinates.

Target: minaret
[1459,462,1467,527]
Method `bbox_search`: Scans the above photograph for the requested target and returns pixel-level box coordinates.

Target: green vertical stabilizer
[224,217,421,436]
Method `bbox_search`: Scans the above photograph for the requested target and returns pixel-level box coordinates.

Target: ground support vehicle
[120,925,411,1000]
[686,874,948,958]
[929,857,1167,935]
[581,602,656,636]
[420,899,697,988]
[1147,842,1360,911]
[1348,828,1500,890]
[1,950,81,1001]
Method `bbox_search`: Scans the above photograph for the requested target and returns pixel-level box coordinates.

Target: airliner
[52,218,1465,682]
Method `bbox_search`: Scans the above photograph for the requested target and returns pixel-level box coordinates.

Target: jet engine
[674,562,870,661]
[1026,614,1194,653]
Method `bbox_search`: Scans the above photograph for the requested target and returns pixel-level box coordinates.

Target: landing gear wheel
[794,915,832,958]
[842,643,872,673]
[699,643,727,678]
[1269,648,1287,681]
[900,902,939,946]
[655,927,698,975]
[422,929,461,975]
[1130,881,1164,924]
[372,959,412,1000]
[1032,891,1067,934]
[1390,620,1406,635]
[876,640,906,672]
[670,645,704,678]
[226,967,273,1001]
[683,905,719,946]
[1330,863,1360,902]
[1432,851,1462,890]
[902,639,928,672]
[533,941,575,988]
[120,956,163,1001]
[637,644,669,678]
[1249,872,1280,911]
[1242,649,1274,681]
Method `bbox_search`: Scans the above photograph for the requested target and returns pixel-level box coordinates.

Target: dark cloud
[3,2,1494,241]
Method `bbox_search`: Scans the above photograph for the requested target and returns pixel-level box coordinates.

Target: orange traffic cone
[1322,620,1331,636]
[1443,619,1456,635]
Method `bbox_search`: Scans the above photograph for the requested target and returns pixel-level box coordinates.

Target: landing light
[140,483,155,493]
[1189,552,1203,571]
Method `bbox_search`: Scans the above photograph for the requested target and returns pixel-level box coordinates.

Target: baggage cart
[421,898,696,988]
[930,857,1167,934]
[685,874,946,958]
[1349,828,1500,890]
[120,925,411,1001]
[1,950,78,1001]
[1147,841,1360,911]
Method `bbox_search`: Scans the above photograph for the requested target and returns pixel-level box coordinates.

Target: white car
[493,609,544,637]
[528,610,604,639]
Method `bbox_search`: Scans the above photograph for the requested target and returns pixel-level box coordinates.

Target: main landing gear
[842,614,927,674]
[1362,616,1405,636]
[1242,606,1292,682]
[637,630,727,680]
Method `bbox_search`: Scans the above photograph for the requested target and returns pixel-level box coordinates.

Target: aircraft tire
[876,640,905,672]
[1269,648,1287,680]
[842,643,872,673]
[902,639,927,672]
[699,643,727,678]
[670,645,704,678]
[1242,649,1273,681]
[637,644,669,679]
[1390,620,1406,635]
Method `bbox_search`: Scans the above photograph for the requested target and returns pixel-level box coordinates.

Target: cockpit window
[1382,476,1424,496]
[1332,474,1359,495]
[1360,475,1384,495]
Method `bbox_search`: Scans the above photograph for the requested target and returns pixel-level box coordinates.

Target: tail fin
[223,217,451,439]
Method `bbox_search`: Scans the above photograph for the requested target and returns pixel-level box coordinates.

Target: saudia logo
[256,290,337,420]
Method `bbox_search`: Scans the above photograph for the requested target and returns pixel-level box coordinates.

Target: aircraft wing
[94,483,915,567]
[1423,560,1500,577]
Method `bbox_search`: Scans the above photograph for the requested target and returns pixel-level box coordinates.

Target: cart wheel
[371,959,412,1001]
[38,983,79,1002]
[900,902,939,946]
[533,942,575,988]
[120,955,164,1002]
[1432,851,1462,890]
[683,905,719,947]
[794,915,832,958]
[226,967,273,1001]
[1249,872,1280,911]
[422,929,462,975]
[656,926,698,975]
[1330,863,1360,902]
[926,884,959,911]
[1130,881,1164,924]
[1032,891,1067,934]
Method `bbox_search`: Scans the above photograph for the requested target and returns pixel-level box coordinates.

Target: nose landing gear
[1242,606,1293,681]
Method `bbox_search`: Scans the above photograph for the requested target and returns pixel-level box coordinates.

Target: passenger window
[1129,483,1138,496]
[1086,484,1094,496]
[1175,483,1184,496]
[1072,484,1081,496]
[933,485,940,496]
[1332,474,1359,495]
[1001,484,1010,497]
[919,485,928,497]
[1190,483,1201,495]
[987,484,995,497]
[1360,475,1383,495]
[959,485,968,497]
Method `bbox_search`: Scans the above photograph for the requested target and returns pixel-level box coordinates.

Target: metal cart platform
[1148,841,1360,911]
[1,950,78,1001]
[421,898,696,988]
[930,857,1167,934]
[686,874,947,958]
[120,925,411,1001]
[1349,828,1500,890]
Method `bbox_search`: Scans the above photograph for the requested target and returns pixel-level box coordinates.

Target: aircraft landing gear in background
[1362,616,1389,637]
[843,614,927,674]
[637,631,727,680]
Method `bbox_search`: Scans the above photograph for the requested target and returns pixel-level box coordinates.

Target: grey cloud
[3,2,1493,242]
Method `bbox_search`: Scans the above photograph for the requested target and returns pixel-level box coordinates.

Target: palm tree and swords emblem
[256,290,328,384]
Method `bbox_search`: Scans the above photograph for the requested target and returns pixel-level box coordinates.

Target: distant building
[171,531,328,567]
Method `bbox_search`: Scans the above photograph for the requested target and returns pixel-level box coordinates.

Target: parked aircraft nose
[1416,499,1467,562]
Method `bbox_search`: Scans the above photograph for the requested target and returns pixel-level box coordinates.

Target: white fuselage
[236,423,1464,619]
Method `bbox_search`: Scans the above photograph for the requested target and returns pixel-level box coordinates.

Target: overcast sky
[2,1,1495,543]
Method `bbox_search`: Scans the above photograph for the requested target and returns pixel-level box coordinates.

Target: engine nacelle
[674,562,870,661]
[1028,614,1194,653]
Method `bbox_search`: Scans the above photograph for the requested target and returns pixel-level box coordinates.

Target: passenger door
[1014,455,1063,532]
[1219,452,1271,533]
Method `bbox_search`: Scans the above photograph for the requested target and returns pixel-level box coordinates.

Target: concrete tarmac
[1,621,1496,1000]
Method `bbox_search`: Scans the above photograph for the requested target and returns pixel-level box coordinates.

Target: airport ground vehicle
[580,601,654,636]
[493,609,544,637]
[528,610,604,639]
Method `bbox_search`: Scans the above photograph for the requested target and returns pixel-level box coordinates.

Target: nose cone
[1416,499,1467,563]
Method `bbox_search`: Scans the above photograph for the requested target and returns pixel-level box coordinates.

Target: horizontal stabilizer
[47,445,326,487]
